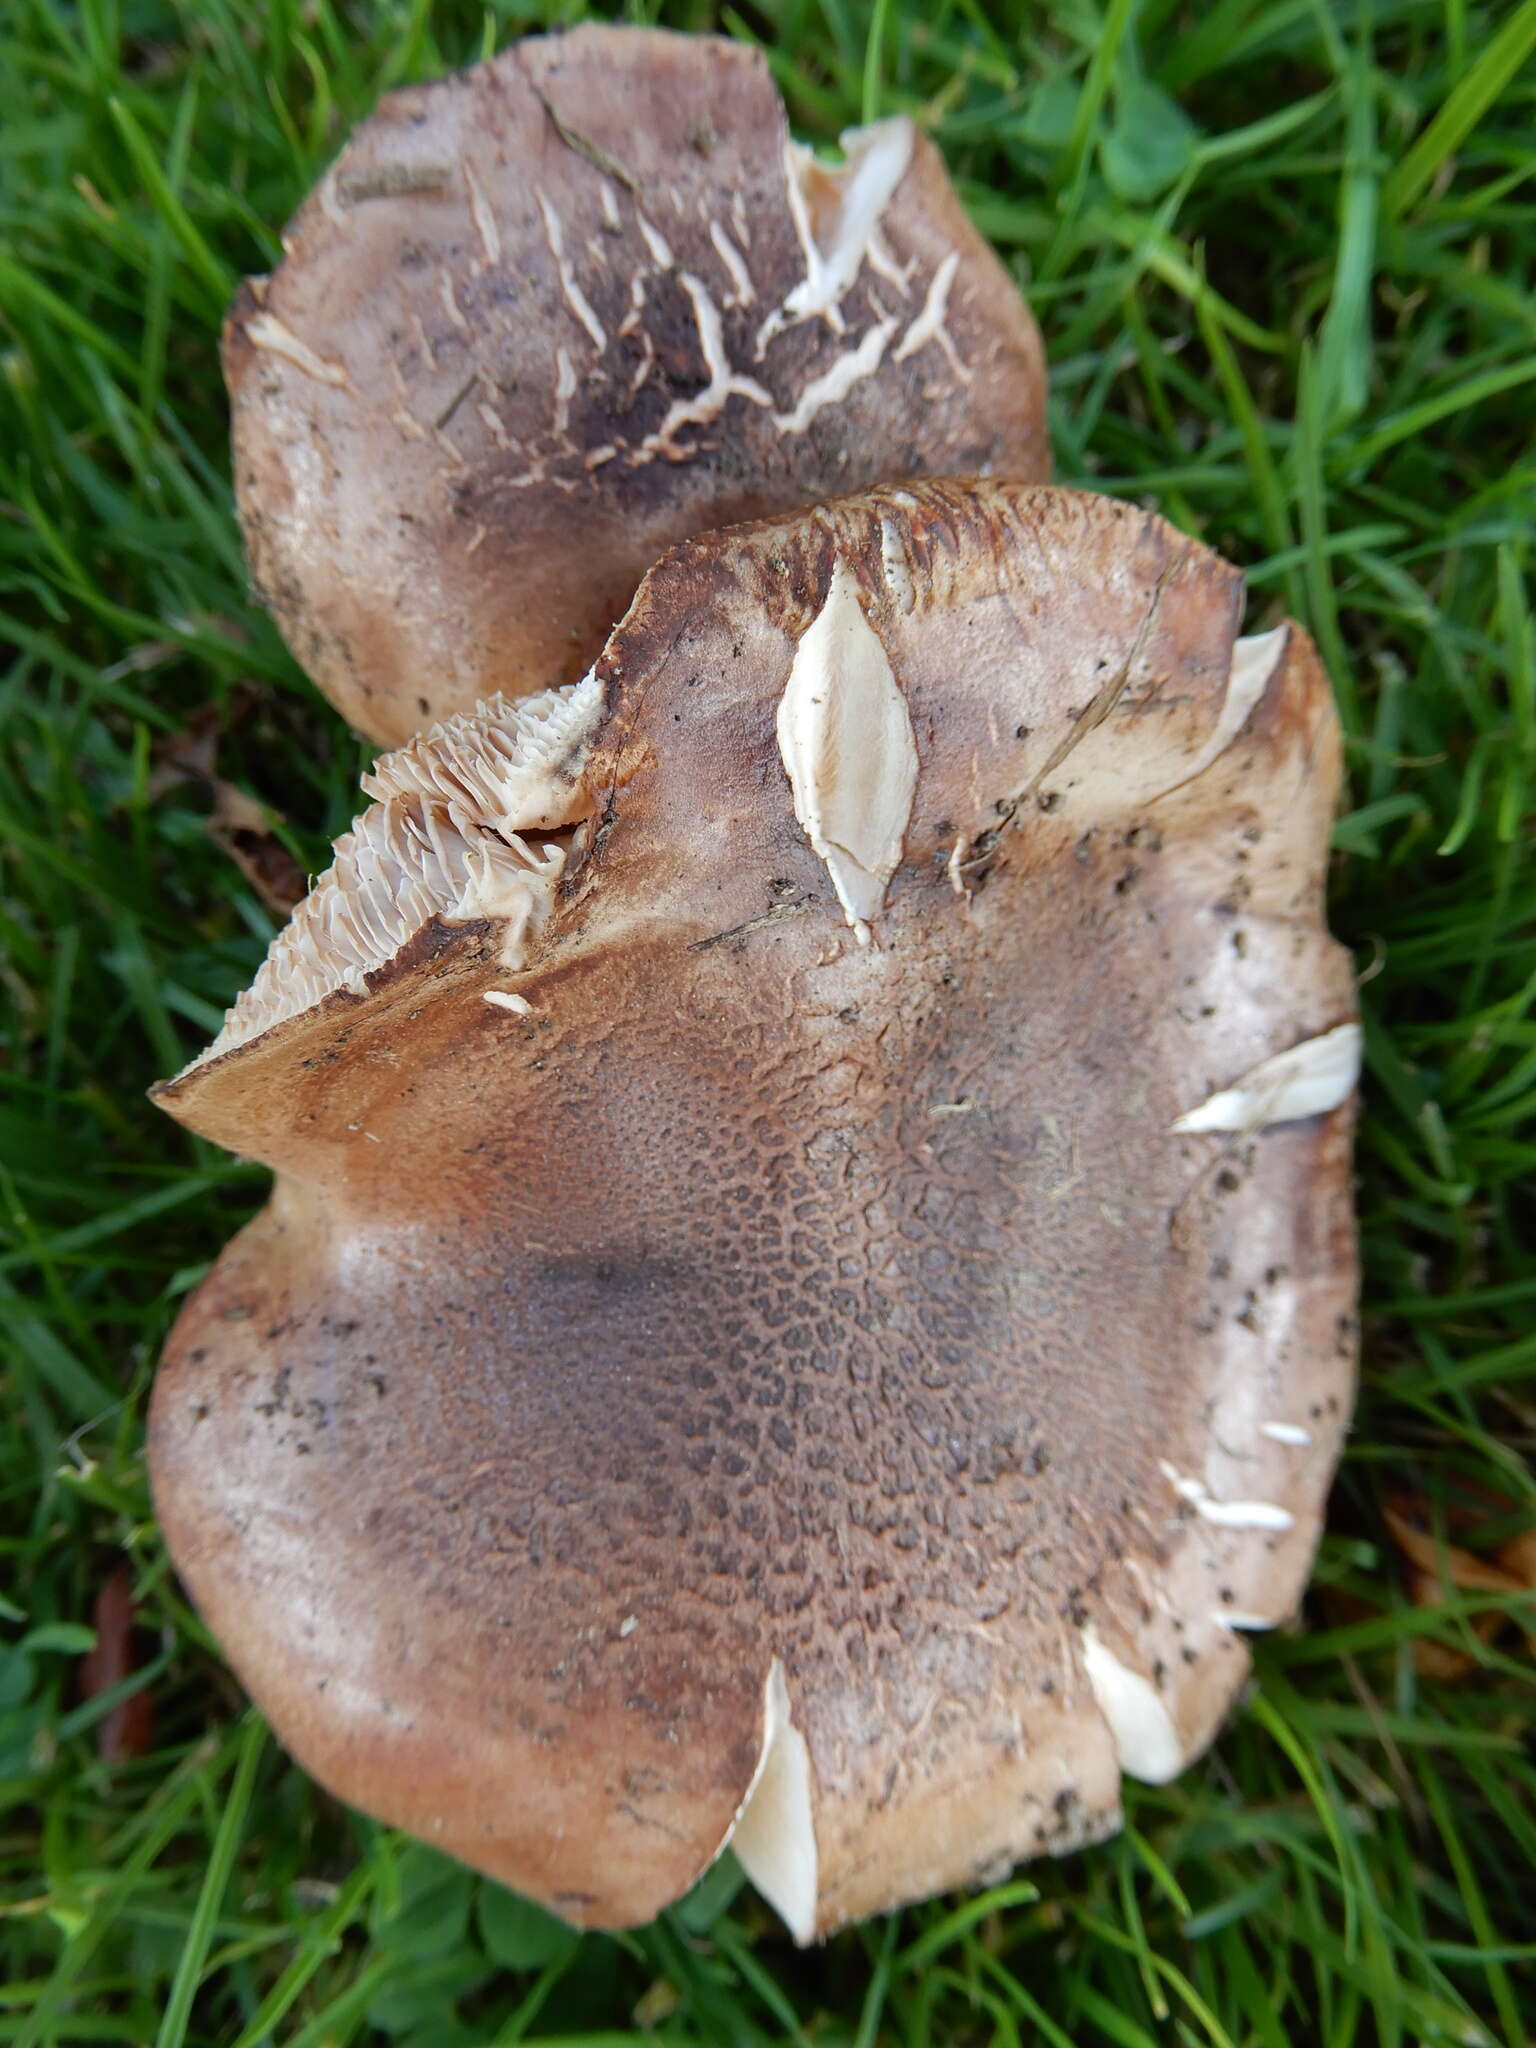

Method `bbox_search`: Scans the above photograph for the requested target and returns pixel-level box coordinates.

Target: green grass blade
[154,1715,266,2048]
[1381,0,1536,220]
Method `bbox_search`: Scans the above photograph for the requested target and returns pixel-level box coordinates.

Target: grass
[1,0,1534,2041]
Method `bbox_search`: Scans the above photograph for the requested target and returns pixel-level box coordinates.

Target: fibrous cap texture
[225,25,1051,746]
[151,482,1358,1940]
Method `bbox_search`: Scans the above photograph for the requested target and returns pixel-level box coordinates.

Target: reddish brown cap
[150,482,1357,1939]
[223,26,1050,747]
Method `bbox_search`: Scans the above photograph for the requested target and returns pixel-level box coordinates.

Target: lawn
[2,0,1535,2042]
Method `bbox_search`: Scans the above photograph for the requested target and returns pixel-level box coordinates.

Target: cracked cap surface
[150,482,1358,1938]
[225,24,1051,747]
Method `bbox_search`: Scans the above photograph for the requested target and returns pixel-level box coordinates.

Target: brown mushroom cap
[225,26,1051,747]
[150,481,1358,1940]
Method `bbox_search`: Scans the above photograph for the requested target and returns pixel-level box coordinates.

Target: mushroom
[150,480,1358,1941]
[224,25,1050,747]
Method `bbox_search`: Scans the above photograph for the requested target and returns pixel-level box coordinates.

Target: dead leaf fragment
[149,706,307,913]
[1384,1498,1533,1678]
[79,1565,154,1761]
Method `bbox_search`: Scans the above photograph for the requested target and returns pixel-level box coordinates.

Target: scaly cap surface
[225,27,1050,745]
[151,483,1358,1938]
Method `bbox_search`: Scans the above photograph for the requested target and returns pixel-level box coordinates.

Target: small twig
[959,545,1193,876]
[535,89,639,194]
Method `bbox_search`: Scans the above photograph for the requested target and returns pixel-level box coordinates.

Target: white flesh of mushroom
[1171,627,1289,787]
[775,560,918,944]
[721,1661,819,1944]
[1080,1629,1185,1784]
[1171,1022,1362,1134]
[190,680,603,1066]
[245,311,349,387]
[1260,1420,1312,1446]
[771,316,901,434]
[778,119,914,330]
[893,250,961,364]
[1159,1462,1296,1532]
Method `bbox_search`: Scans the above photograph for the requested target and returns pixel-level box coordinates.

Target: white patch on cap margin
[772,118,914,336]
[1172,1023,1362,1134]
[245,313,348,388]
[1160,1462,1295,1532]
[721,1661,819,1945]
[1152,627,1290,801]
[1080,1629,1185,1784]
[1260,1420,1312,1447]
